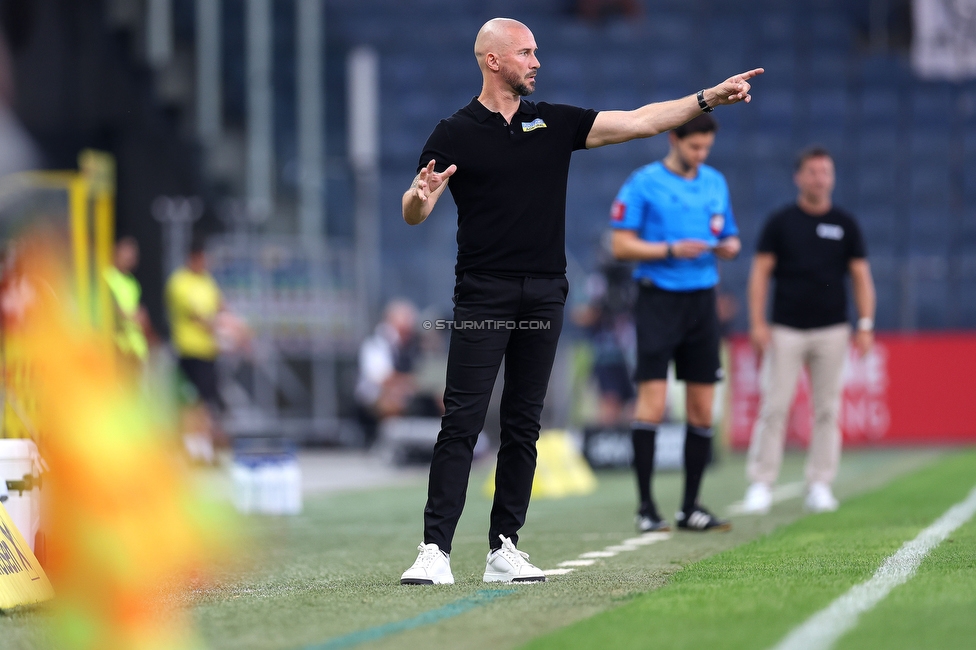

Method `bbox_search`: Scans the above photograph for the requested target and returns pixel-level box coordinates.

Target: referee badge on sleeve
[611,200,626,222]
[709,213,725,236]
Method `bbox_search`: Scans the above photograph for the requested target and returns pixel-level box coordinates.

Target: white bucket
[0,439,43,552]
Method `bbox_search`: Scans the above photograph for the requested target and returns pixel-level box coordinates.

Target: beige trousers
[746,323,850,486]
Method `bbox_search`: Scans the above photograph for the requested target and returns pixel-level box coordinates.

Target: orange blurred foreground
[5,232,233,649]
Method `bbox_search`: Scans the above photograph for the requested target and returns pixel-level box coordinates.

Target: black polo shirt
[419,98,598,277]
[757,204,867,329]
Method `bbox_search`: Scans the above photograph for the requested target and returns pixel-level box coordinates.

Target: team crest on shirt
[816,223,844,240]
[522,118,547,132]
[709,213,725,236]
[611,200,626,222]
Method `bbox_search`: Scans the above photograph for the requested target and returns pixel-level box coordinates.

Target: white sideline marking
[728,481,806,515]
[543,531,672,576]
[558,559,596,567]
[623,532,671,545]
[771,485,976,650]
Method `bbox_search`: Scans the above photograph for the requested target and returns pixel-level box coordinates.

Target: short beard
[503,69,534,96]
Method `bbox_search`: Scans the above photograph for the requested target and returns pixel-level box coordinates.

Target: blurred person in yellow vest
[165,234,230,464]
[103,237,153,377]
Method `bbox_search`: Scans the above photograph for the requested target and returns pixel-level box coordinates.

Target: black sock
[682,424,713,514]
[631,421,658,519]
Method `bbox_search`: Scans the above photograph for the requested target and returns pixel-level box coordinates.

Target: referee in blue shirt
[610,114,740,532]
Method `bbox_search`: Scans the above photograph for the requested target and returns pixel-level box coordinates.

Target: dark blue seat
[915,280,950,329]
[908,210,952,255]
[858,88,901,127]
[909,164,951,204]
[808,90,849,127]
[857,165,899,203]
[857,209,898,255]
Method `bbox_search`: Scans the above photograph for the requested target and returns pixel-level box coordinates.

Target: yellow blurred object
[165,267,221,361]
[0,501,54,610]
[483,430,598,500]
[6,234,231,649]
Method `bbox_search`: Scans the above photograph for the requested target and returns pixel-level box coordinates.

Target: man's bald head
[474,18,539,96]
[475,18,533,67]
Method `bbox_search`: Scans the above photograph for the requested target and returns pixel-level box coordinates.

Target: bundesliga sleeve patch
[521,118,547,132]
[610,200,626,222]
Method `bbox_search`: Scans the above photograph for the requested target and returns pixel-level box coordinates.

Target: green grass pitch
[523,449,976,650]
[1,447,973,650]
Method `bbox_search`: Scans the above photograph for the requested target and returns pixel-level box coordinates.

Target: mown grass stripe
[521,450,971,650]
[301,589,513,650]
[772,484,976,650]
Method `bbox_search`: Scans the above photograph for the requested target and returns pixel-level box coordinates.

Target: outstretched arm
[402,159,457,225]
[585,68,764,149]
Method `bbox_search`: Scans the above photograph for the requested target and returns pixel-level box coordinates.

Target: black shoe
[636,514,671,533]
[676,506,731,532]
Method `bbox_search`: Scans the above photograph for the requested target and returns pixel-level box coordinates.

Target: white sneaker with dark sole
[636,514,671,533]
[483,535,546,583]
[400,543,454,585]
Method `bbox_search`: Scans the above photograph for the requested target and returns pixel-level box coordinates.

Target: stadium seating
[189,0,976,330]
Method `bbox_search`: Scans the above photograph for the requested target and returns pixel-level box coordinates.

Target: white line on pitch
[579,551,617,558]
[543,531,672,574]
[558,559,597,567]
[770,484,976,650]
[728,481,806,515]
[622,532,671,545]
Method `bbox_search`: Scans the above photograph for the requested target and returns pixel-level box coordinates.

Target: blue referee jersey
[610,161,738,292]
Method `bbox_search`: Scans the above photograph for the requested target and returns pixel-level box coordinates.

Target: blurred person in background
[742,147,876,515]
[399,16,761,585]
[572,237,636,427]
[355,299,443,449]
[103,236,155,378]
[165,234,226,464]
[610,114,740,534]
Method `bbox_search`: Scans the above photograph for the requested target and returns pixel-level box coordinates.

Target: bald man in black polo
[399,17,762,585]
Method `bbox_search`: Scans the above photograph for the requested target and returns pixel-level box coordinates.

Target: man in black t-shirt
[741,147,876,516]
[398,17,763,586]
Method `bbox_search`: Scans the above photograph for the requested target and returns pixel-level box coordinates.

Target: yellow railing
[0,150,116,440]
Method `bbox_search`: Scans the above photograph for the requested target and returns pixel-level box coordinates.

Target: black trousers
[423,272,568,553]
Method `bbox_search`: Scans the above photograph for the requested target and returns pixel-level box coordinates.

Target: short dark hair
[795,146,832,171]
[673,114,718,139]
[189,232,208,255]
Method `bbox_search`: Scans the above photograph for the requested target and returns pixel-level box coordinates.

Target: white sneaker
[483,535,546,583]
[400,543,454,585]
[742,482,773,515]
[805,482,839,513]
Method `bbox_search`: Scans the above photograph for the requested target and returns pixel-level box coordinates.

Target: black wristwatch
[666,243,674,259]
[697,89,713,113]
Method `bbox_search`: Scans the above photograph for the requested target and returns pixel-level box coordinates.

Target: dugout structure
[0,150,116,443]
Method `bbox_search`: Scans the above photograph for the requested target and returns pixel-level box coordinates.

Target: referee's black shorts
[634,282,722,384]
